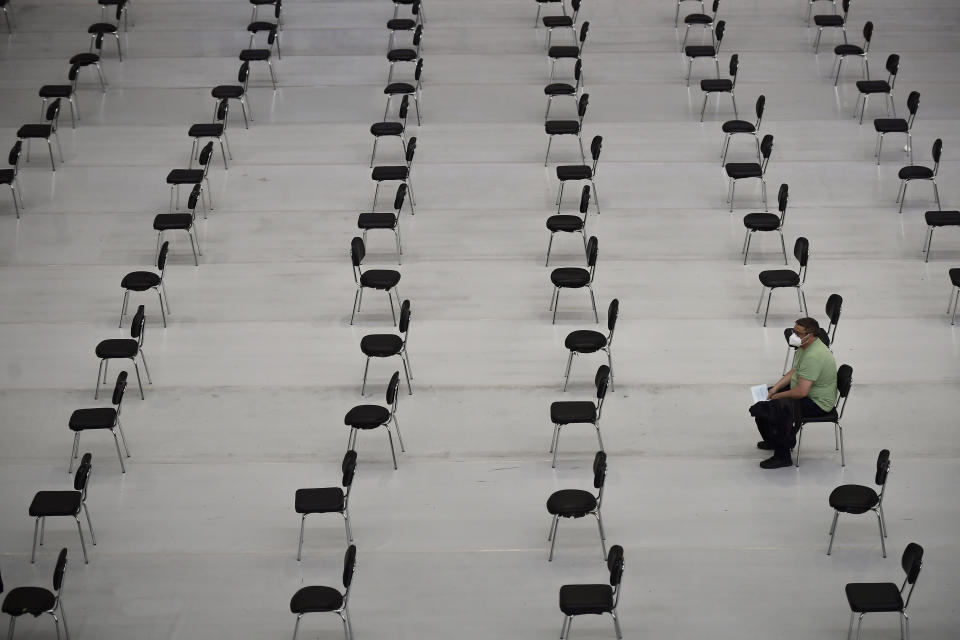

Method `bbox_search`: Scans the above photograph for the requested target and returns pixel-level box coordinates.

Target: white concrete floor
[1,0,959,638]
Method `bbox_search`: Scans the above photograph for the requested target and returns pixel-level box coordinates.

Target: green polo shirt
[791,338,838,411]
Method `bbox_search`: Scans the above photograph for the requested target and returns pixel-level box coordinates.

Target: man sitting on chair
[754,317,837,469]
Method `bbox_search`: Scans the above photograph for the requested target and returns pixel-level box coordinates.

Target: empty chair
[854,53,898,124]
[556,135,602,213]
[212,62,254,128]
[290,545,356,640]
[742,183,788,265]
[699,53,738,121]
[813,0,850,53]
[119,241,170,328]
[563,298,617,392]
[794,363,851,467]
[721,94,764,165]
[384,58,423,125]
[87,0,125,61]
[756,237,809,327]
[550,236,599,324]
[358,184,408,265]
[39,73,79,130]
[675,0,705,28]
[98,0,131,30]
[188,99,231,170]
[547,451,608,561]
[1,141,24,218]
[250,0,282,27]
[542,0,580,50]
[68,52,107,92]
[95,304,151,399]
[546,185,591,266]
[684,19,725,86]
[238,47,278,90]
[545,93,589,165]
[2,549,70,640]
[832,21,871,85]
[346,371,404,469]
[922,211,960,264]
[874,90,919,165]
[29,454,96,564]
[549,22,590,82]
[295,450,357,560]
[783,293,841,374]
[806,0,836,26]
[166,141,214,212]
[350,236,402,326]
[153,183,205,267]
[828,449,890,556]
[550,364,610,467]
[360,299,413,395]
[387,0,421,51]
[897,138,942,213]
[387,24,422,83]
[947,268,960,324]
[394,0,425,23]
[371,136,417,211]
[681,0,719,47]
[247,6,281,59]
[844,543,923,640]
[370,95,410,168]
[1,0,13,32]
[17,99,63,172]
[544,59,583,120]
[68,372,132,473]
[534,0,565,27]
[558,544,624,640]
[726,133,773,212]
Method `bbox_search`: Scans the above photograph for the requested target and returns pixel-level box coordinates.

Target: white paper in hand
[751,384,769,403]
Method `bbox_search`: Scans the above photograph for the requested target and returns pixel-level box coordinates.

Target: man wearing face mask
[754,317,838,469]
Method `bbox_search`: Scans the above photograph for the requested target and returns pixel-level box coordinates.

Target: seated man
[754,317,837,469]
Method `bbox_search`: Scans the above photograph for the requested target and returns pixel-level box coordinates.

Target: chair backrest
[607,298,619,334]
[931,138,942,170]
[238,61,250,84]
[398,95,410,120]
[398,299,411,334]
[188,184,202,212]
[412,0,420,16]
[902,542,923,587]
[573,59,582,85]
[729,53,739,78]
[578,21,590,45]
[8,140,22,169]
[394,183,408,211]
[342,450,358,488]
[862,21,873,45]
[840,0,850,16]
[74,453,93,494]
[350,236,365,269]
[836,363,853,401]
[157,241,169,272]
[579,185,591,216]
[215,99,229,122]
[386,371,401,407]
[46,98,61,124]
[794,236,809,268]
[405,136,417,163]
[570,0,581,13]
[755,94,765,127]
[875,448,890,486]
[414,58,424,81]
[53,548,68,592]
[131,304,146,340]
[590,135,603,165]
[777,183,788,222]
[342,544,357,589]
[760,134,774,161]
[412,24,423,46]
[198,141,214,167]
[592,450,607,489]
[585,235,599,268]
[111,371,128,407]
[714,20,725,44]
[113,0,127,21]
[607,545,624,588]
[885,54,899,80]
[595,364,610,400]
[906,91,920,119]
[577,93,589,118]
[825,293,842,343]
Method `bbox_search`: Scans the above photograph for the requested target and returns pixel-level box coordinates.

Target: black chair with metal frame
[543,0,580,50]
[828,449,890,556]
[534,0,566,28]
[556,135,602,214]
[545,93,589,165]
[346,371,404,470]
[95,304,151,400]
[39,74,79,130]
[813,0,850,53]
[295,450,357,560]
[212,62,253,129]
[358,184,408,266]
[371,136,416,212]
[68,372,132,473]
[844,543,923,640]
[854,53,898,124]
[120,241,170,328]
[290,545,356,640]
[387,0,421,51]
[547,451,608,561]
[87,0,125,61]
[684,19,725,87]
[360,299,413,396]
[806,0,836,27]
[98,0,131,30]
[167,141,214,212]
[795,363,852,467]
[721,94,764,165]
[558,544,624,640]
[946,268,960,324]
[563,298,617,392]
[897,138,941,213]
[546,185,591,267]
[726,133,773,212]
[675,0,705,28]
[247,5,281,59]
[742,183,788,265]
[384,58,423,125]
[238,47,278,90]
[682,0,719,47]
[370,95,410,168]
[756,236,809,327]
[549,22,590,82]
[550,236,599,325]
[387,24,422,84]
[832,21,871,85]
[29,454,96,564]
[350,236,402,326]
[1,141,24,218]
[188,99,231,170]
[782,293,841,374]
[922,212,960,264]
[394,0,425,24]
[874,90,919,165]
[68,52,108,93]
[153,183,205,267]
[545,59,584,120]
[550,364,609,468]
[2,549,71,640]
[17,99,63,172]
[699,53,738,122]
[250,0,282,28]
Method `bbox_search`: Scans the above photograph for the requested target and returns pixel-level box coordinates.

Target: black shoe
[760,455,793,469]
[756,441,775,450]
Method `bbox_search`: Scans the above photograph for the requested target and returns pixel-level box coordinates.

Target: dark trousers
[757,393,831,459]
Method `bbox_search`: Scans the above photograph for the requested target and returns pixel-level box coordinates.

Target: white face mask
[788,332,804,347]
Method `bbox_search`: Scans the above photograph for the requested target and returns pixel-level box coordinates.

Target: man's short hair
[795,317,820,334]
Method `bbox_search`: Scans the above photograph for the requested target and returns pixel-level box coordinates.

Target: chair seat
[830,485,880,513]
[951,268,960,287]
[95,338,139,359]
[372,166,409,181]
[360,333,404,357]
[69,53,100,65]
[758,269,800,288]
[545,82,576,96]
[344,404,391,429]
[290,586,345,614]
[0,169,14,185]
[834,44,864,56]
[211,85,245,99]
[548,45,580,59]
[153,213,194,231]
[897,165,933,180]
[800,407,839,424]
[250,0,277,5]
[684,45,716,58]
[387,18,416,30]
[384,82,416,95]
[550,400,597,424]
[39,85,73,98]
[29,490,81,517]
[360,269,401,290]
[700,78,733,92]
[721,119,755,133]
[845,583,904,613]
[166,169,204,184]
[725,162,762,179]
[855,80,891,94]
[387,49,418,62]
[371,122,404,136]
[874,118,908,133]
[546,214,584,233]
[69,407,117,431]
[813,15,844,26]
[247,21,277,33]
[557,165,592,181]
[543,15,574,27]
[358,212,398,229]
[1,587,56,617]
[551,267,590,288]
[88,22,118,33]
[294,487,346,514]
[17,124,53,139]
[925,210,960,227]
[743,212,781,230]
[188,124,224,138]
[684,13,714,24]
[239,48,271,61]
[565,329,606,352]
[559,584,614,616]
[121,270,161,291]
[546,120,581,135]
[547,489,597,516]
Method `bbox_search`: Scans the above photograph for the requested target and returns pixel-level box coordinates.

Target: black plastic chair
[153,184,205,267]
[726,133,773,212]
[295,450,357,560]
[384,58,423,125]
[563,298,617,391]
[558,545,624,640]
[247,4,281,59]
[897,138,941,213]
[828,449,889,556]
[68,52,107,92]
[358,184,408,265]
[546,185,591,266]
[250,0,282,27]
[290,545,356,640]
[854,54,898,124]
[742,183,788,265]
[676,0,705,28]
[813,0,850,52]
[394,0,425,24]
[682,0,719,47]
[1,141,24,218]
[387,0,421,51]
[545,59,583,120]
[721,94,764,165]
[551,236,599,324]
[874,90,919,165]
[39,75,79,130]
[549,22,589,82]
[188,99,231,170]
[98,0,131,30]
[30,455,96,564]
[947,268,960,324]
[756,237,809,326]
[372,136,417,212]
[370,95,409,168]
[550,364,610,467]
[346,371,404,469]
[350,237,402,325]
[535,0,566,27]
[238,47,278,90]
[95,304,151,399]
[547,451,607,561]
[700,54,737,121]
[684,19,724,86]
[922,212,960,264]
[211,62,253,128]
[68,372,131,473]
[387,24,422,84]
[796,363,852,467]
[2,549,70,639]
[88,0,125,61]
[120,242,170,328]
[167,141,214,212]
[556,135,602,214]
[832,21,871,85]
[782,293,841,374]
[545,93,589,165]
[844,543,923,640]
[17,99,63,172]
[360,299,413,395]
[543,0,580,50]
[806,0,836,27]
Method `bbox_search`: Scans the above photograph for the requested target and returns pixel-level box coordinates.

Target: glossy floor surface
[1,0,959,638]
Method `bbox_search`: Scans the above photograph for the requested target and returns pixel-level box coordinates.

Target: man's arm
[767,370,794,398]
[771,377,812,400]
